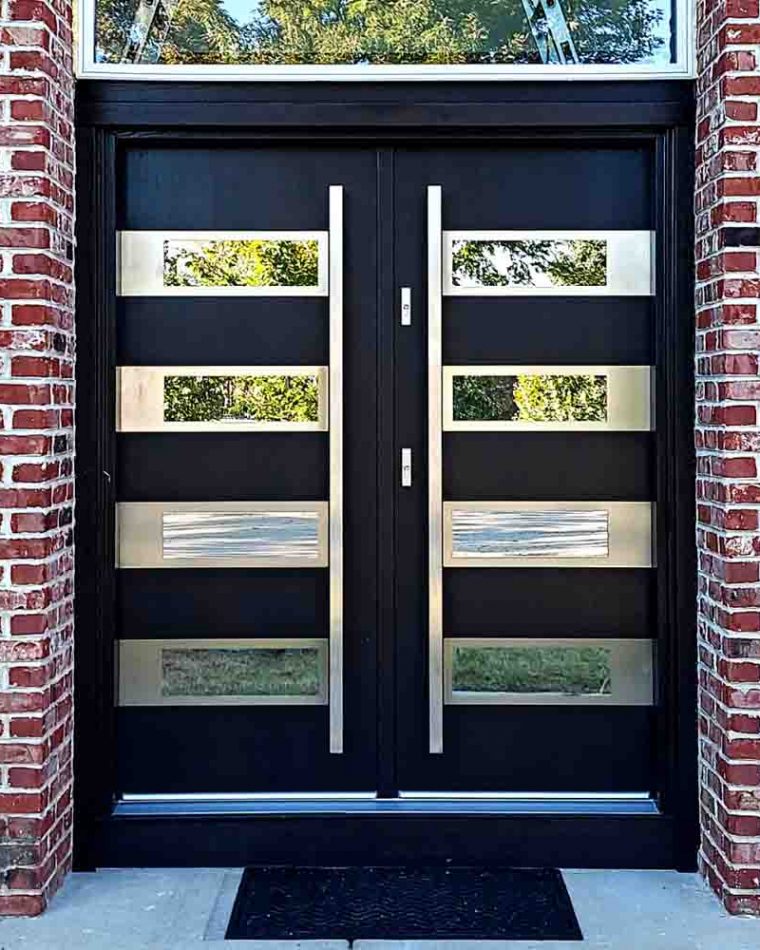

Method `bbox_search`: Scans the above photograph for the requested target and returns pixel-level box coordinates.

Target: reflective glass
[162,238,320,288]
[163,374,320,424]
[452,373,607,423]
[451,643,612,696]
[95,0,675,69]
[161,646,322,698]
[451,238,607,289]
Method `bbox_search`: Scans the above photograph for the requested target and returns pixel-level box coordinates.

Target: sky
[222,0,260,23]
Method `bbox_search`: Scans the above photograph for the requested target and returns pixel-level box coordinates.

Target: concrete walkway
[0,868,757,949]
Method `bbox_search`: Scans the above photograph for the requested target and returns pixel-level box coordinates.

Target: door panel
[114,146,379,793]
[395,145,658,793]
[113,141,666,802]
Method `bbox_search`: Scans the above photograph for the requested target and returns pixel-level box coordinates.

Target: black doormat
[225,866,583,941]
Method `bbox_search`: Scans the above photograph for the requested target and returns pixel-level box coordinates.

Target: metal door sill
[114,792,659,818]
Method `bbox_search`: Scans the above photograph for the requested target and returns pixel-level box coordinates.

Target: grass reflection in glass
[161,647,321,698]
[452,644,611,696]
[163,238,320,288]
[164,374,319,424]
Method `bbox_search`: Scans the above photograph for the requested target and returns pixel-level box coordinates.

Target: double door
[113,142,662,813]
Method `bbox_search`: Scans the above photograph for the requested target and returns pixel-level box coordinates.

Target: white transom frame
[77,0,695,82]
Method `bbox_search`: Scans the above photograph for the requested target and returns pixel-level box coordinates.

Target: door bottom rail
[114,792,659,817]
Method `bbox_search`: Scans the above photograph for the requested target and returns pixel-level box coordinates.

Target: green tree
[512,374,607,422]
[97,0,665,67]
[164,374,319,423]
[451,238,606,288]
[164,238,320,287]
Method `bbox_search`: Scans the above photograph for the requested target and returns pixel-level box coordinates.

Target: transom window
[79,0,693,79]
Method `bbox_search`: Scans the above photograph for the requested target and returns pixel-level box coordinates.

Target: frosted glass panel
[451,508,609,558]
[162,511,322,560]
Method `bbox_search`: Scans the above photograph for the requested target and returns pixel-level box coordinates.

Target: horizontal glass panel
[117,501,329,568]
[453,373,607,422]
[451,508,609,558]
[443,365,652,432]
[443,502,654,568]
[162,511,321,560]
[164,238,319,288]
[452,643,611,695]
[443,231,654,296]
[116,366,328,432]
[445,638,654,705]
[118,638,328,706]
[118,231,328,297]
[162,647,322,698]
[164,374,319,424]
[94,0,676,70]
[450,238,607,289]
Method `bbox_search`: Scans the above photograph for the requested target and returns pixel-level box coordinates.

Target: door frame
[74,79,696,871]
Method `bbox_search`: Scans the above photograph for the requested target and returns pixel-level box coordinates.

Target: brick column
[696,0,760,918]
[0,0,75,917]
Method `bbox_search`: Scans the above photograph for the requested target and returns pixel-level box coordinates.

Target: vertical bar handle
[329,185,344,754]
[427,186,444,754]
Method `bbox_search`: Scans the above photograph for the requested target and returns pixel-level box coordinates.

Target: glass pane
[453,374,607,422]
[162,511,321,559]
[163,238,320,288]
[161,646,322,698]
[451,508,609,558]
[95,0,675,69]
[164,374,319,424]
[451,239,607,289]
[451,644,611,696]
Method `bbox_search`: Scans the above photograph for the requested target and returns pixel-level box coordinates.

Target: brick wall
[0,0,75,917]
[696,0,760,918]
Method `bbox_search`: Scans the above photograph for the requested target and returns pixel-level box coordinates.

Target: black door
[96,134,686,861]
[114,146,380,793]
[395,146,659,795]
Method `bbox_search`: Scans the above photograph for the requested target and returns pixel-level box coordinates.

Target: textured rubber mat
[225,866,582,940]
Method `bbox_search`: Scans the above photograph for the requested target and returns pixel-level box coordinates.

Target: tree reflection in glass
[96,0,672,69]
[451,238,607,288]
[453,374,607,423]
[162,238,320,288]
[164,374,319,424]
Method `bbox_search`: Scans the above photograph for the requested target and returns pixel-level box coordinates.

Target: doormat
[225,866,583,941]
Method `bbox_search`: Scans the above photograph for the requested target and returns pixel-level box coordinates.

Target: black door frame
[74,79,697,871]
